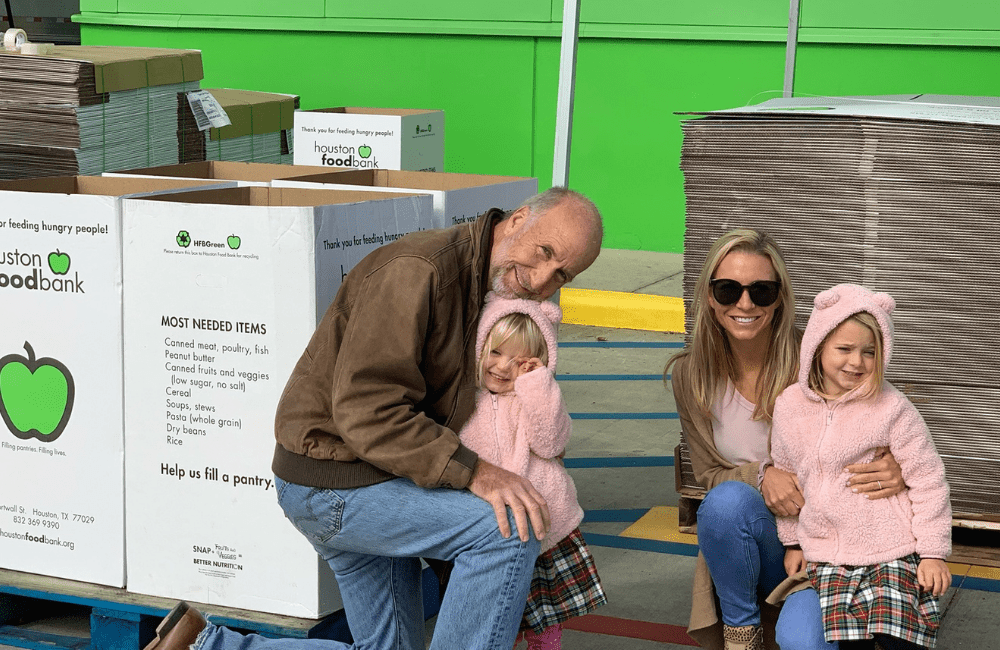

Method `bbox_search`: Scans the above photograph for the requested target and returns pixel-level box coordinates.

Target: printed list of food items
[161,315,269,447]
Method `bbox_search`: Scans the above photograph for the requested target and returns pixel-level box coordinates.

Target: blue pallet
[0,567,442,650]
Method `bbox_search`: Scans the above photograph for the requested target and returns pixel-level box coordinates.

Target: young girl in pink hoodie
[771,284,951,650]
[460,292,606,650]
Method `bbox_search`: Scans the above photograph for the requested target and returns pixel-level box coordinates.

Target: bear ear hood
[475,292,562,371]
[798,283,895,394]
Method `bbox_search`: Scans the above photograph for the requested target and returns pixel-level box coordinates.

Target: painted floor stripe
[562,613,697,646]
[565,456,674,468]
[570,412,679,420]
[582,532,700,557]
[558,373,666,381]
[583,508,651,523]
[560,341,685,349]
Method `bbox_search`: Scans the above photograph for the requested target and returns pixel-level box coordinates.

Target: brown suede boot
[143,602,207,650]
[723,624,764,650]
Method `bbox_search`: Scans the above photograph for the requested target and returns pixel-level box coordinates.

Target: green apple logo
[358,145,372,159]
[415,125,419,135]
[48,250,70,275]
[176,230,191,248]
[227,234,241,250]
[0,342,75,443]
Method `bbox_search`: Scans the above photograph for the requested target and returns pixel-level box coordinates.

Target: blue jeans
[698,481,835,649]
[193,476,539,650]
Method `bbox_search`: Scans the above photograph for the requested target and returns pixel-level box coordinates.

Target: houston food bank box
[121,186,432,616]
[105,160,348,187]
[0,175,231,587]
[275,169,538,230]
[293,107,444,172]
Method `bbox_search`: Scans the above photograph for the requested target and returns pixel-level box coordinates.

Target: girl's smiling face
[483,338,531,394]
[819,319,877,398]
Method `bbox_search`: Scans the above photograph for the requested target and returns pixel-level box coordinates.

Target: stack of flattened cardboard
[203,88,297,164]
[678,95,1000,519]
[0,46,205,179]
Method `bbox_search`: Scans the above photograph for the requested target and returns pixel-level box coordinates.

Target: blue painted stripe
[582,508,650,523]
[558,373,667,381]
[958,576,1000,593]
[582,532,700,557]
[570,412,679,420]
[559,341,685,349]
[564,456,674,468]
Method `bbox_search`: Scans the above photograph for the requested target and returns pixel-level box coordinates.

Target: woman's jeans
[192,476,540,650]
[698,481,837,649]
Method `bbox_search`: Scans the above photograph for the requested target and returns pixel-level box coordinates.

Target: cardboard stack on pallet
[0,46,205,179]
[677,94,1000,520]
[202,88,298,164]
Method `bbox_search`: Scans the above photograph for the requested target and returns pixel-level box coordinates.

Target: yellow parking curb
[560,288,685,332]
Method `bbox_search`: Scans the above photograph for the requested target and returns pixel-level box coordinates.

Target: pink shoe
[524,624,562,650]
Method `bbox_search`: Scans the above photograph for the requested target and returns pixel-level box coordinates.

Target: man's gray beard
[490,264,533,300]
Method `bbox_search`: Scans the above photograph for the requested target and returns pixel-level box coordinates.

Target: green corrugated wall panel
[797,43,1000,97]
[80,0,119,11]
[116,0,324,18]
[569,0,788,27]
[802,1,1000,31]
[324,0,552,22]
[534,38,785,251]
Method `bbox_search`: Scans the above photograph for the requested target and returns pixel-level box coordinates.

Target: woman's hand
[918,558,951,597]
[844,447,906,499]
[761,465,805,517]
[784,547,806,576]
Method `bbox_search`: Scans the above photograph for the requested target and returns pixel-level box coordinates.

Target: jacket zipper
[490,393,502,460]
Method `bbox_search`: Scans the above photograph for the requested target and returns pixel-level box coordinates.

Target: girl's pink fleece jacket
[459,294,583,552]
[771,283,951,566]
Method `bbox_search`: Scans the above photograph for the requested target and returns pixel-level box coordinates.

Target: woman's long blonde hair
[665,229,800,421]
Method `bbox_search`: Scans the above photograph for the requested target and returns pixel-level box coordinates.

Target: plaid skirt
[520,527,608,634]
[807,553,940,648]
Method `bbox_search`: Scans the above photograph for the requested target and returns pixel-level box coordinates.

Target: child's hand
[918,558,951,597]
[513,357,543,378]
[784,547,806,576]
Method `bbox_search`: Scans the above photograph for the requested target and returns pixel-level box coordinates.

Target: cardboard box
[105,161,350,187]
[0,175,232,587]
[275,169,538,230]
[293,107,444,172]
[121,186,433,616]
[206,89,297,141]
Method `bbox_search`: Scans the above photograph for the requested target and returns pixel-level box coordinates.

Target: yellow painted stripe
[968,565,1000,580]
[620,506,697,544]
[947,562,971,576]
[560,288,685,332]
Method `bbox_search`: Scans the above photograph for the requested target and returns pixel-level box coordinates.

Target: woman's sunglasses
[709,279,781,307]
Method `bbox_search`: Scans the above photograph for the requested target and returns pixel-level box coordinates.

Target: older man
[145,188,602,650]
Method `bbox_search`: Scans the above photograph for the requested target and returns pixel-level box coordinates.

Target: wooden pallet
[0,567,441,650]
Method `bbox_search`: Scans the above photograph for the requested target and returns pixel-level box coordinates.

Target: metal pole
[783,0,801,98]
[552,0,581,187]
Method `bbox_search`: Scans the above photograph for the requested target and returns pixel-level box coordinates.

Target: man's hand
[761,465,805,517]
[467,459,551,542]
[844,447,905,499]
[784,547,806,576]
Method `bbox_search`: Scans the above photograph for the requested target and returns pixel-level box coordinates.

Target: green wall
[76,2,1000,252]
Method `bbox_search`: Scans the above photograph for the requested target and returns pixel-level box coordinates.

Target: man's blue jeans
[192,476,539,650]
[698,481,836,649]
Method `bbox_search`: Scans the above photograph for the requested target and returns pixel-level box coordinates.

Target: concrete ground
[5,249,1000,649]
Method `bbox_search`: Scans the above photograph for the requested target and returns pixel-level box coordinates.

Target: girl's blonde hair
[809,311,884,400]
[665,228,799,421]
[477,313,549,389]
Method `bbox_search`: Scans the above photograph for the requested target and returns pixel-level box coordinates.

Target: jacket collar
[470,207,509,315]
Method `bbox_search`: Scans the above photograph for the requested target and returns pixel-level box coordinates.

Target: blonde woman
[666,229,906,650]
